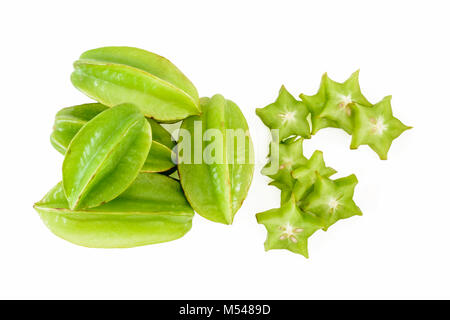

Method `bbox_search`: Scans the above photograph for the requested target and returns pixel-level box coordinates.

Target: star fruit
[261,138,307,189]
[317,70,372,134]
[301,173,362,231]
[292,150,336,202]
[256,195,322,258]
[300,73,338,135]
[256,86,311,141]
[351,95,412,160]
[268,180,293,205]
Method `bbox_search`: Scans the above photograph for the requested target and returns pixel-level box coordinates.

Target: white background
[0,0,448,299]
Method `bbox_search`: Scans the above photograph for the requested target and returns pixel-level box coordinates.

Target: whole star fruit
[62,103,151,210]
[318,70,372,134]
[256,85,311,141]
[291,150,337,202]
[256,195,322,258]
[71,46,201,122]
[351,95,412,160]
[301,173,362,231]
[34,173,194,248]
[177,94,254,225]
[51,103,175,173]
[50,103,109,154]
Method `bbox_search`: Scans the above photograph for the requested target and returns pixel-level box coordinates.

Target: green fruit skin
[51,103,175,173]
[50,103,109,153]
[71,46,201,122]
[146,118,175,149]
[178,95,254,224]
[34,173,194,248]
[62,103,151,210]
[141,141,175,173]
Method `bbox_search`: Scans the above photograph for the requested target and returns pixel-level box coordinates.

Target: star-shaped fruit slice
[292,150,336,202]
[261,138,307,188]
[256,85,311,141]
[268,180,293,205]
[351,95,412,160]
[301,173,362,231]
[256,195,322,257]
[300,73,338,135]
[319,70,372,134]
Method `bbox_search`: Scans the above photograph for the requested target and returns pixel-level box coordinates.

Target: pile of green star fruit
[33,46,254,248]
[256,71,411,257]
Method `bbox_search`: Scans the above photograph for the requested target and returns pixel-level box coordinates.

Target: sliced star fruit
[261,138,307,189]
[351,95,412,160]
[256,195,322,258]
[292,150,337,202]
[256,85,310,141]
[301,173,362,231]
[268,180,293,205]
[300,73,339,135]
[318,70,372,134]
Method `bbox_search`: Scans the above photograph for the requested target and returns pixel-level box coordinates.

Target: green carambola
[50,103,108,154]
[34,173,194,248]
[63,104,151,210]
[51,103,175,172]
[256,195,321,258]
[301,70,372,135]
[301,173,362,231]
[351,96,412,160]
[261,138,307,189]
[178,95,254,224]
[300,70,411,159]
[71,46,201,122]
[256,86,311,141]
[292,150,336,202]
